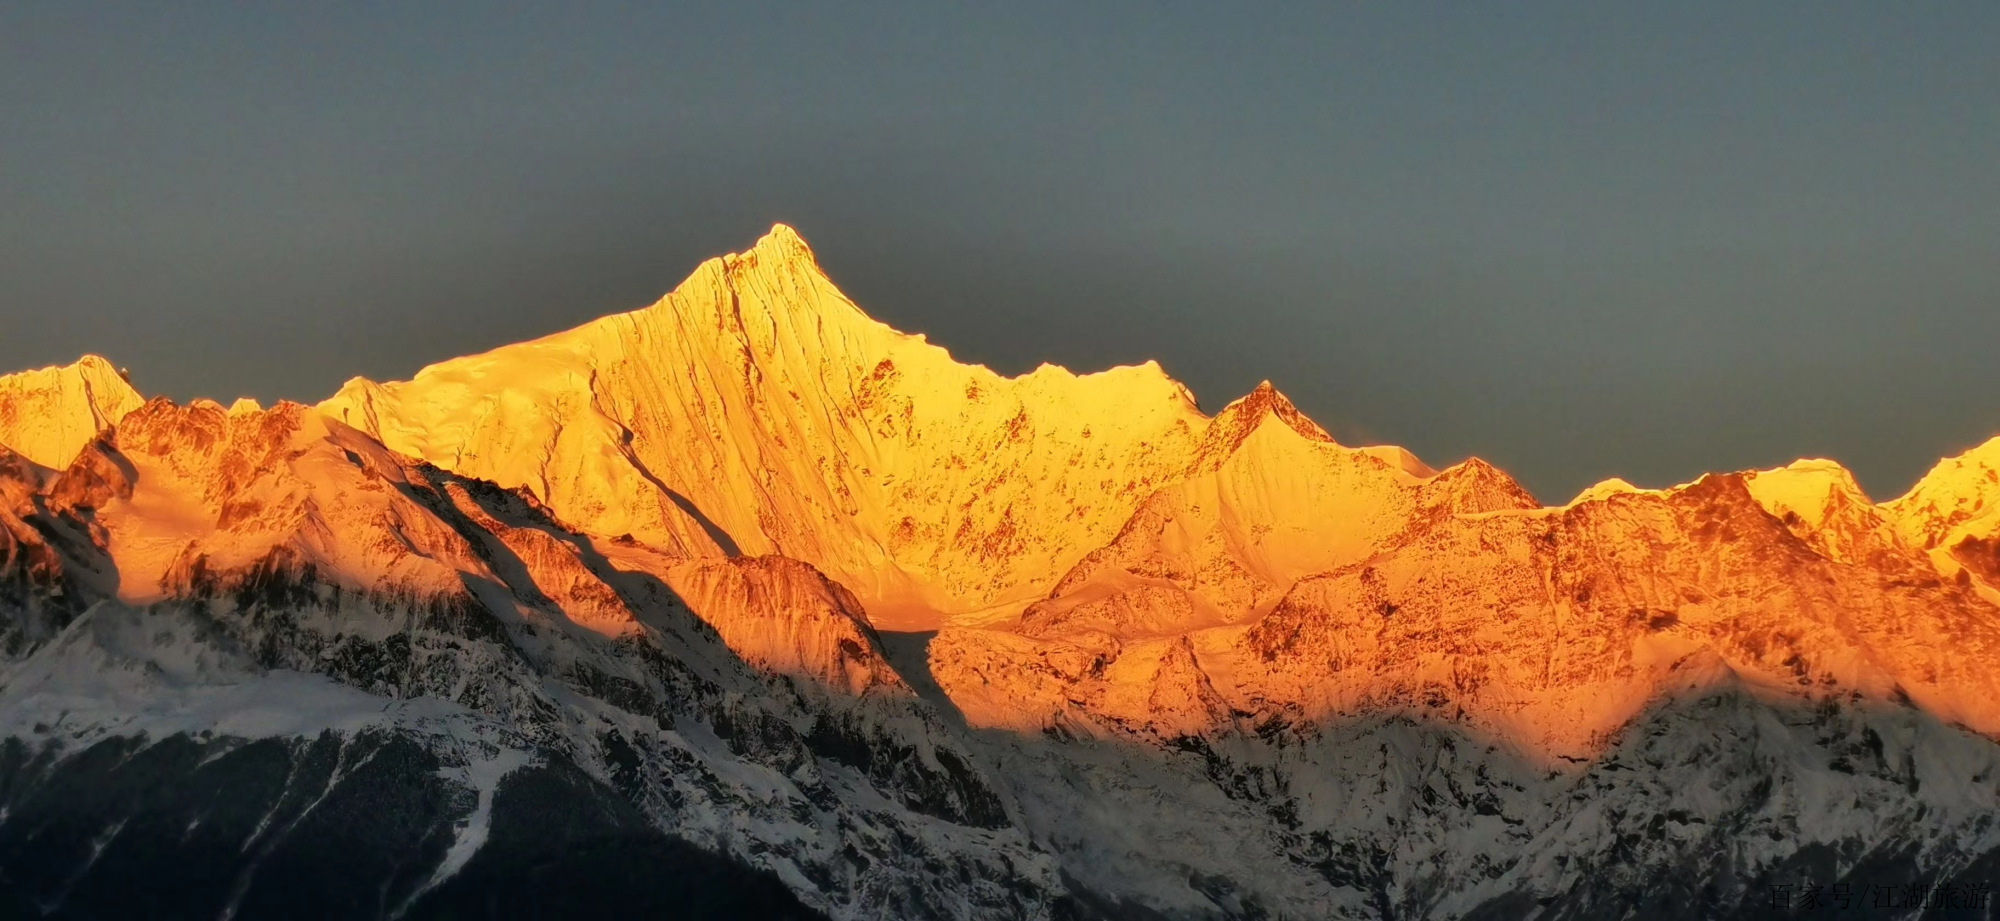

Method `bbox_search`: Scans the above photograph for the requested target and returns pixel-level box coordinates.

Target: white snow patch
[391,747,533,919]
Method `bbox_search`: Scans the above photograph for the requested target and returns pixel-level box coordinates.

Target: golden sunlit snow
[6,225,2000,764]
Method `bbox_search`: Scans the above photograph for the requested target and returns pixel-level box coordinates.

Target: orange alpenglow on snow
[0,355,143,470]
[5,224,2000,763]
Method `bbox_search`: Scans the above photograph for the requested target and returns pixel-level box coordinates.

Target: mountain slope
[0,387,1069,919]
[1023,383,1530,642]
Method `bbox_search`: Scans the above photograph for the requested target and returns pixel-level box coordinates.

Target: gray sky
[3,2,1996,501]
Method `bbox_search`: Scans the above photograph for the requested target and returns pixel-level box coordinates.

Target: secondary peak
[1193,380,1337,465]
[1220,381,1332,442]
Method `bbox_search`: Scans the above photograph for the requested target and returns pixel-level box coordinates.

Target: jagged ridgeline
[4,226,2000,919]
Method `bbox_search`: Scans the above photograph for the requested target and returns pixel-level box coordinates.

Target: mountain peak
[1739,458,1881,556]
[1896,436,2000,501]
[731,222,819,269]
[1886,435,2000,553]
[1226,381,1328,437]
[1196,380,1336,464]
[317,225,1212,620]
[761,221,810,249]
[0,354,145,469]
[73,354,128,380]
[1567,476,1656,506]
[1745,457,1868,501]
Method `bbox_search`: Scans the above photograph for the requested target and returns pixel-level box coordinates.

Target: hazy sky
[3,3,1995,501]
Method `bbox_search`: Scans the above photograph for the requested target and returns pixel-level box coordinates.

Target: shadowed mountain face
[4,226,2000,919]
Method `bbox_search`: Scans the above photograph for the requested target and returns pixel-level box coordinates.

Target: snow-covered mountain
[4,225,2000,919]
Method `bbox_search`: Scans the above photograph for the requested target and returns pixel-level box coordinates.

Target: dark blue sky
[3,3,1995,500]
